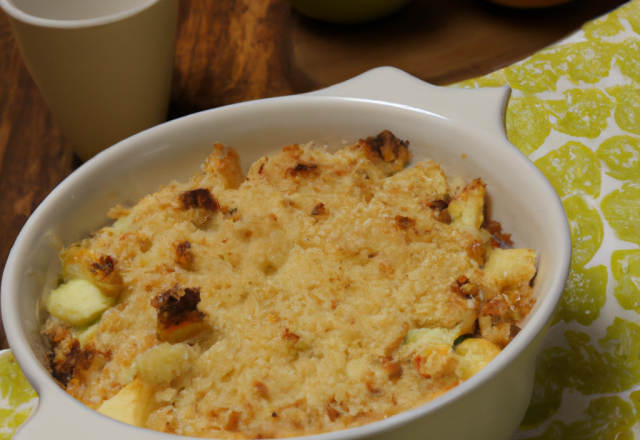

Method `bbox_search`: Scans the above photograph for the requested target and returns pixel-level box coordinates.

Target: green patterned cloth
[0,352,37,440]
[455,1,640,438]
[3,2,640,438]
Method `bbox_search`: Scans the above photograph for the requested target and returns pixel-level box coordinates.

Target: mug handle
[308,66,511,140]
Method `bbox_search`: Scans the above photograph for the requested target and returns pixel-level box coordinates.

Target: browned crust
[355,130,411,174]
[285,162,318,179]
[311,203,326,216]
[204,143,244,190]
[282,328,301,343]
[326,405,340,422]
[43,324,110,388]
[394,215,416,231]
[457,179,486,201]
[253,380,270,399]
[426,199,451,224]
[382,357,403,382]
[179,188,219,212]
[90,255,116,279]
[151,286,206,329]
[173,240,194,269]
[450,276,480,299]
[426,199,449,211]
[487,220,514,248]
[465,241,485,266]
[480,294,535,325]
[360,130,410,164]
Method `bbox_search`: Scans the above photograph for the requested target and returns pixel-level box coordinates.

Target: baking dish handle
[13,385,158,440]
[309,67,511,140]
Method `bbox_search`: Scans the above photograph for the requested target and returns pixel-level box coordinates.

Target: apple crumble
[42,130,536,438]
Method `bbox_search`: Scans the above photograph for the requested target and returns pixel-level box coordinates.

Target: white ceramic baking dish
[2,67,571,440]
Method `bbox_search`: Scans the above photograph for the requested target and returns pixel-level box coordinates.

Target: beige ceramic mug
[0,0,178,161]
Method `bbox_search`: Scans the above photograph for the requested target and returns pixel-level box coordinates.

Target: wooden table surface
[0,0,629,349]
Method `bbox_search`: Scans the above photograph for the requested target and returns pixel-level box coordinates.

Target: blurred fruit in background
[488,0,575,8]
[286,0,414,23]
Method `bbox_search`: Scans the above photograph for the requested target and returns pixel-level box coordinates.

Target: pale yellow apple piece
[482,248,536,300]
[455,338,502,380]
[448,179,486,230]
[97,377,153,427]
[46,279,116,327]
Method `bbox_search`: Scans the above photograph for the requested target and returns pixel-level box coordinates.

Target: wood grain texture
[170,0,312,118]
[291,0,630,87]
[0,0,630,349]
[0,11,77,349]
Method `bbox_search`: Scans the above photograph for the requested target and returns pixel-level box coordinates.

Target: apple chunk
[150,286,206,342]
[97,377,153,427]
[46,279,116,327]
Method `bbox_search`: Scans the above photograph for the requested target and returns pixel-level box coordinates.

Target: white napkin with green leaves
[455,1,640,437]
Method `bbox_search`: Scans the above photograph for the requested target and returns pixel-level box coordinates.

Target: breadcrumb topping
[43,131,536,438]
